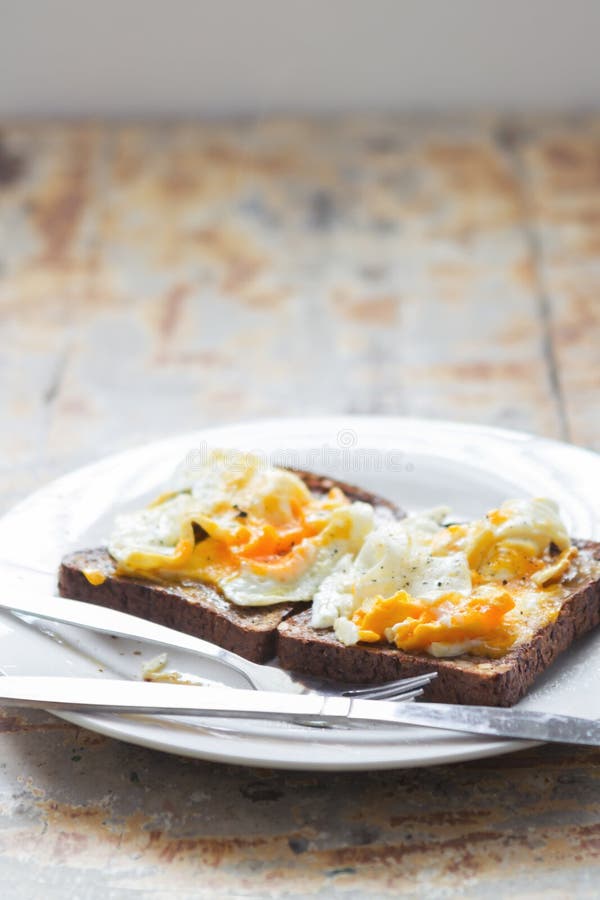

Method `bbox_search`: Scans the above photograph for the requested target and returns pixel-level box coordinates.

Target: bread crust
[276,541,600,706]
[58,471,403,663]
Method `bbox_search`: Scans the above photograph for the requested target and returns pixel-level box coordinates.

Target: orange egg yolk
[119,487,349,584]
[352,589,517,657]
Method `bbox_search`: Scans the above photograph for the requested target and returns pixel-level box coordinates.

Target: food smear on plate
[141,653,216,687]
[108,449,376,606]
[311,498,587,658]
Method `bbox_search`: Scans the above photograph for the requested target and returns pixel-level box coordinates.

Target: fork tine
[385,688,423,702]
[366,684,425,701]
[363,674,436,699]
[341,672,437,699]
[342,672,436,697]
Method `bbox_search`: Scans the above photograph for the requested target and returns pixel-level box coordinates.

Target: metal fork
[0,588,437,700]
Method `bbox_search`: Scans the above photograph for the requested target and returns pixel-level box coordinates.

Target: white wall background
[1,0,599,117]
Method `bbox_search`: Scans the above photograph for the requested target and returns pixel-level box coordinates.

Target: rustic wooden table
[0,117,599,898]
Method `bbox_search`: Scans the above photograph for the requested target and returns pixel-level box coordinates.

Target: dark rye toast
[276,540,600,706]
[58,471,404,663]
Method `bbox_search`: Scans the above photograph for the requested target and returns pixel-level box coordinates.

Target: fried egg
[312,497,587,659]
[108,449,375,606]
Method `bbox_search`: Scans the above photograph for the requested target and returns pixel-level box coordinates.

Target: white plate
[1,416,599,770]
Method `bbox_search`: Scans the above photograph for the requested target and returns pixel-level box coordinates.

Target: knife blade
[0,677,598,746]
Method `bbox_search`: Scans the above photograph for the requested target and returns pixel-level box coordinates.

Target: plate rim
[55,709,540,771]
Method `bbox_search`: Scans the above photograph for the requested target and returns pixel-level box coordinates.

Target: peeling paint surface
[1,117,600,897]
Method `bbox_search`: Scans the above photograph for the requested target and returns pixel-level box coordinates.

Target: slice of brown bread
[58,471,403,663]
[276,541,600,706]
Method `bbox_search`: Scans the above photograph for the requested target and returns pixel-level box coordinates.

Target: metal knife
[0,677,598,746]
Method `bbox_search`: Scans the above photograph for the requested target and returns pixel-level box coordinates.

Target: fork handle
[0,590,257,688]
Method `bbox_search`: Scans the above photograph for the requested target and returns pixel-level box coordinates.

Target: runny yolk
[352,589,517,657]
[487,509,508,527]
[118,488,348,582]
